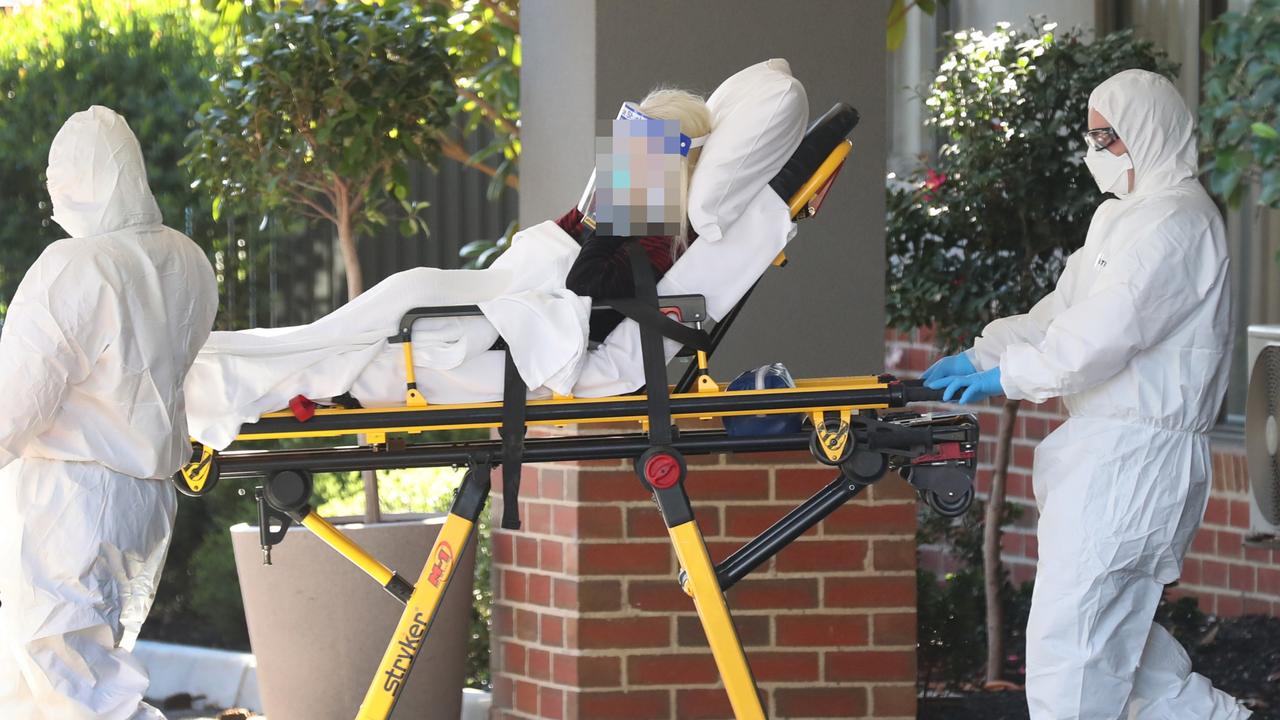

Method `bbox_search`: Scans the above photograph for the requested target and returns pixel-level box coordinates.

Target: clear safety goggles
[1083,126,1120,152]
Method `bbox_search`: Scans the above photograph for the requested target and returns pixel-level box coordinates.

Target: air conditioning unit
[1245,324,1280,543]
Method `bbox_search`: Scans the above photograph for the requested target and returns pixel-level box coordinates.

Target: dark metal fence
[212,131,518,330]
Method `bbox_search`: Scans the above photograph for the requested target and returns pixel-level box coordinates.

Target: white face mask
[1084,148,1134,196]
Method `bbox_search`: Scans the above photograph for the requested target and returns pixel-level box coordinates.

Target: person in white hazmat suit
[923,70,1251,718]
[0,106,218,719]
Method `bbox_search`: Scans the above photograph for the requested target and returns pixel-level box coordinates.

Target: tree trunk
[334,191,380,524]
[984,398,1020,685]
[336,212,364,304]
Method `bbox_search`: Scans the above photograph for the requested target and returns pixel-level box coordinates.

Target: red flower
[925,168,947,191]
[922,168,948,201]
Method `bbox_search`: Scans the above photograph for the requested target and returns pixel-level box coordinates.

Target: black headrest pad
[768,103,860,205]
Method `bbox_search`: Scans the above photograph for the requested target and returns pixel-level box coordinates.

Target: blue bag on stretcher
[722,363,805,437]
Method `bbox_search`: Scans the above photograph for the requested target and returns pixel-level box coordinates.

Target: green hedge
[0,0,219,314]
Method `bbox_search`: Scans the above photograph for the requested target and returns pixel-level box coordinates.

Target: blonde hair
[637,87,711,256]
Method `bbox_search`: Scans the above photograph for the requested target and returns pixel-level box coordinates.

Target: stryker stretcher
[173,104,980,720]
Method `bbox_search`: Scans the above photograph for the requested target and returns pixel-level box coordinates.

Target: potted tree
[184,3,475,717]
[887,20,1175,686]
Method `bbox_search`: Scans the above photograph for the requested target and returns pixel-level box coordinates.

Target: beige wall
[521,0,888,378]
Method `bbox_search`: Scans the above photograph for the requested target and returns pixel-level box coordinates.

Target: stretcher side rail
[210,412,975,478]
[234,378,935,439]
[389,294,708,342]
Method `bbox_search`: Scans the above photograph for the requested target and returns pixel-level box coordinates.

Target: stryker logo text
[381,611,429,695]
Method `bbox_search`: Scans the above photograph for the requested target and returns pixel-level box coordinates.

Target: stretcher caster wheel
[924,487,973,518]
[810,420,855,466]
[841,450,888,482]
[174,443,219,498]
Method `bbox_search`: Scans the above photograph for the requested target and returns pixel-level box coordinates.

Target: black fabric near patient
[499,351,527,530]
[627,241,674,446]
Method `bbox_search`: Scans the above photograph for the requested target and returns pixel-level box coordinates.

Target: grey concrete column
[521,0,886,376]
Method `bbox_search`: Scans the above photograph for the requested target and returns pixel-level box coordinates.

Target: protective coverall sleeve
[999,222,1214,403]
[0,247,105,469]
[968,251,1079,372]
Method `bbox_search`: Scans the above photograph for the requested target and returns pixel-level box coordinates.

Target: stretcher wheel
[173,443,219,498]
[841,450,888,482]
[924,487,973,518]
[809,420,855,466]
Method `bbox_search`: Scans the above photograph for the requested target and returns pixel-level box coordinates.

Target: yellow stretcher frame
[178,107,977,719]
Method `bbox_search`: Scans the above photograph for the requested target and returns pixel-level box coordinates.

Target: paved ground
[160,709,260,720]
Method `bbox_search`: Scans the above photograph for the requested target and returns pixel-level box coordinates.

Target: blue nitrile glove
[920,352,976,383]
[926,368,1003,404]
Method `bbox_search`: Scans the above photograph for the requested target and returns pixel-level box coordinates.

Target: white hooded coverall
[0,106,218,719]
[968,70,1249,719]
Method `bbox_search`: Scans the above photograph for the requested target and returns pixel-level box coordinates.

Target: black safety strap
[626,241,674,446]
[499,351,527,530]
[608,297,712,351]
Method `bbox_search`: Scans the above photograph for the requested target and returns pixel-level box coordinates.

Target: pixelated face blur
[594,117,684,237]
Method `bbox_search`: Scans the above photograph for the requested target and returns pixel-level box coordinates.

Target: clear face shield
[577,102,706,237]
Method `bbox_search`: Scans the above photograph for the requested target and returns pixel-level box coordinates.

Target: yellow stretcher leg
[669,520,767,720]
[300,513,398,587]
[356,511,476,719]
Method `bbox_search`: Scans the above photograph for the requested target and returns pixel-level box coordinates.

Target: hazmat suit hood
[46,105,162,238]
[1088,69,1197,199]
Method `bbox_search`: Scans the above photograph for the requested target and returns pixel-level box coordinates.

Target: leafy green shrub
[425,0,520,199]
[1200,0,1280,208]
[886,21,1177,351]
[184,0,456,304]
[0,0,218,316]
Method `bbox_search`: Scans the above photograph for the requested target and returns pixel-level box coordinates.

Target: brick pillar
[490,427,919,720]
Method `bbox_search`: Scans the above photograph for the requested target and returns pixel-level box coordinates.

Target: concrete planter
[230,515,475,720]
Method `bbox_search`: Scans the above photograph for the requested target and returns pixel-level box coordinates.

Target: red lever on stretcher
[911,442,974,465]
[289,395,318,422]
[806,160,846,217]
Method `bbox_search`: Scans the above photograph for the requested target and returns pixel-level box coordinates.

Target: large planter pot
[231,515,475,720]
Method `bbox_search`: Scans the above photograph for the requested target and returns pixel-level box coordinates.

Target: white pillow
[687,59,808,243]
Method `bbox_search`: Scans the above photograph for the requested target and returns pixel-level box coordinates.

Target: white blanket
[185,187,795,450]
[185,221,589,449]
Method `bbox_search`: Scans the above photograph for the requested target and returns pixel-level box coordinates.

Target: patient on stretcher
[185,60,810,449]
[561,88,711,341]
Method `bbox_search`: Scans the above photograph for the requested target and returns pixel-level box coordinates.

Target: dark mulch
[920,614,1280,720]
[919,691,1030,720]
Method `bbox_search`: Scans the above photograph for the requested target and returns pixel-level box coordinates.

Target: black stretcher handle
[862,424,935,451]
[898,378,945,404]
[389,295,709,343]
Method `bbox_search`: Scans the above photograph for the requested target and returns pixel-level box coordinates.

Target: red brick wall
[489,425,920,720]
[888,327,1280,618]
